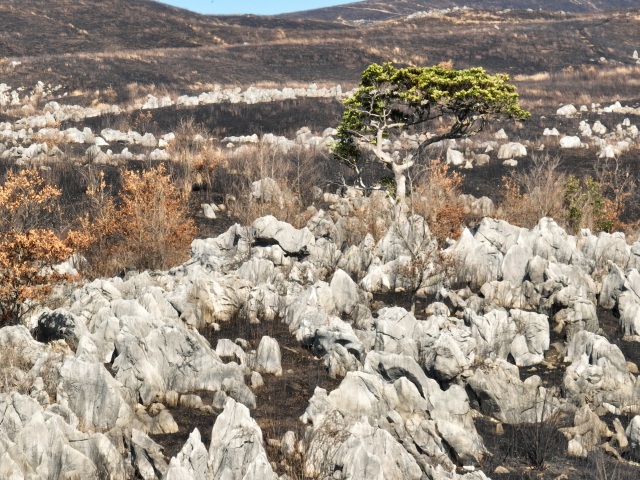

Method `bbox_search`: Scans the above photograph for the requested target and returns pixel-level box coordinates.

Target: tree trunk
[391,161,411,201]
[394,167,407,201]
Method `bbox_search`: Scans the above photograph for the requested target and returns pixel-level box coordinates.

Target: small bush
[499,153,566,229]
[564,175,618,233]
[220,143,326,228]
[0,169,79,324]
[80,165,197,275]
[410,159,465,247]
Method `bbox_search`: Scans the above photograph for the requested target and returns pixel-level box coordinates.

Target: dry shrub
[0,339,34,394]
[80,165,197,276]
[221,143,326,228]
[410,159,465,247]
[228,176,311,228]
[166,117,222,197]
[594,156,636,232]
[0,169,81,324]
[341,191,394,245]
[499,153,566,229]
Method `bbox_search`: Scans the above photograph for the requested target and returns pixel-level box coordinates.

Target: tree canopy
[334,62,530,202]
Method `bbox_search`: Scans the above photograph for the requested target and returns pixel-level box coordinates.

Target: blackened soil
[68,97,344,140]
[476,414,640,479]
[149,315,340,465]
[150,400,218,459]
[201,315,341,477]
[598,307,640,368]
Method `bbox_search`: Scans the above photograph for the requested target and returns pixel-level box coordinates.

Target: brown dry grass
[410,159,466,247]
[499,154,567,229]
[516,65,640,111]
[218,143,328,228]
[78,165,197,276]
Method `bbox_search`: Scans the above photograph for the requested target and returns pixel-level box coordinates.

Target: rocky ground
[3,188,640,478]
[2,3,640,479]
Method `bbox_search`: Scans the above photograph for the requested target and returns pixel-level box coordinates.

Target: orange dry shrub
[0,169,81,324]
[0,229,73,324]
[118,165,197,270]
[80,165,198,275]
[411,159,465,247]
[499,175,541,229]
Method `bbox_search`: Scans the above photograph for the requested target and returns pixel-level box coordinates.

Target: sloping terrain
[3,1,640,479]
[0,0,345,57]
[283,0,640,22]
[1,3,640,105]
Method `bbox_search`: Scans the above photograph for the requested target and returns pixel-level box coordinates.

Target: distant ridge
[282,0,639,22]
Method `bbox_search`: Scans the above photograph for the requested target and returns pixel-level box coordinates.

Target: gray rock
[557,104,577,116]
[599,262,626,309]
[242,283,282,324]
[627,416,640,461]
[164,428,208,480]
[251,177,283,205]
[618,291,640,341]
[502,244,532,286]
[254,336,282,376]
[508,309,549,367]
[252,215,315,255]
[459,194,494,217]
[466,309,514,361]
[303,352,485,472]
[467,359,558,423]
[446,148,465,166]
[250,371,264,389]
[497,142,527,159]
[452,228,503,288]
[208,398,277,480]
[374,307,420,359]
[132,428,168,479]
[0,392,127,479]
[560,136,582,149]
[330,268,362,318]
[563,331,638,409]
[560,405,612,457]
[280,430,297,459]
[553,294,599,340]
[202,204,217,219]
[215,339,247,366]
[57,356,134,431]
[420,319,476,381]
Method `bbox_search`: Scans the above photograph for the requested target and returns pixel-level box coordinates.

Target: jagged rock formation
[2,207,640,478]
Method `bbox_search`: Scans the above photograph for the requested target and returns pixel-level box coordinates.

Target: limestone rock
[164,428,208,480]
[254,336,282,376]
[626,416,640,461]
[560,405,612,457]
[0,392,127,479]
[467,359,558,423]
[252,215,315,255]
[208,398,277,480]
[557,104,577,116]
[447,148,465,166]
[560,136,582,149]
[497,142,527,159]
[57,356,134,431]
[563,331,638,409]
[251,177,283,204]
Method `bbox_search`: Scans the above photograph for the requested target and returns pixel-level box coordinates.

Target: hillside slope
[0,0,345,56]
[284,0,640,22]
[0,0,639,110]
